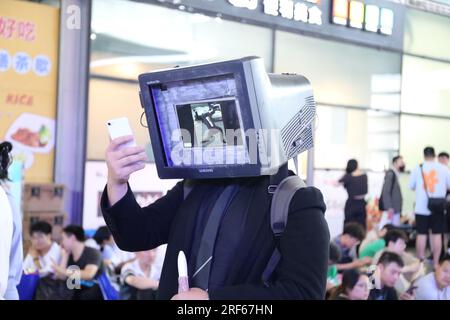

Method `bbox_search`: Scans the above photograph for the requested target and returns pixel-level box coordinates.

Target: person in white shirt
[437,152,450,255]
[0,182,13,300]
[0,141,20,300]
[22,221,67,299]
[120,249,159,300]
[415,254,450,300]
[409,146,450,269]
[23,221,61,276]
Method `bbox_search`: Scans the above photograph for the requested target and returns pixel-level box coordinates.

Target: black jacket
[381,169,403,213]
[101,175,329,300]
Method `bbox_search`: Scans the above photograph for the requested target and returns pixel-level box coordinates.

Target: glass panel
[400,115,450,169]
[90,0,273,80]
[404,8,450,61]
[87,78,152,160]
[274,30,402,108]
[401,55,450,117]
[314,106,399,171]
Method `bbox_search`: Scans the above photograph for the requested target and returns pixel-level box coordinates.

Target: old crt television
[138,56,315,179]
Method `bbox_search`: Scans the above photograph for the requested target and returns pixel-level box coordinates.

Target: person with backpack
[379,156,405,227]
[409,146,450,270]
[100,59,329,300]
[101,145,329,299]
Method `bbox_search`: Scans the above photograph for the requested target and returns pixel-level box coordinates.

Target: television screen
[150,74,249,168]
[175,97,243,149]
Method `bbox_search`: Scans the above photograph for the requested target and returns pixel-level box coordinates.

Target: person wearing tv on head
[100,57,330,300]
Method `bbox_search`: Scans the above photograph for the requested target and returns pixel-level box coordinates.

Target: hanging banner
[0,0,59,183]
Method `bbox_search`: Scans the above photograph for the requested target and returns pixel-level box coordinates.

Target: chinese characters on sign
[0,0,59,183]
[229,0,323,26]
[228,0,394,35]
[0,50,51,76]
[0,16,36,41]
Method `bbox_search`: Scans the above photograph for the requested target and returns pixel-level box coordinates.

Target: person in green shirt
[359,224,395,259]
[359,238,386,259]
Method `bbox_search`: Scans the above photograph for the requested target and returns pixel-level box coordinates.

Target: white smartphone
[107,117,137,148]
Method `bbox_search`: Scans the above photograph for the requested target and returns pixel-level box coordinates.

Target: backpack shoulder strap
[262,174,307,285]
[183,179,195,200]
[270,175,307,236]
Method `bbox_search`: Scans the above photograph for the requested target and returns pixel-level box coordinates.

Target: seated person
[333,223,371,271]
[22,221,68,300]
[120,249,159,300]
[369,251,414,300]
[326,242,341,293]
[359,224,395,259]
[52,225,104,300]
[415,254,450,300]
[93,226,135,274]
[329,269,370,300]
[373,229,422,282]
[23,221,61,276]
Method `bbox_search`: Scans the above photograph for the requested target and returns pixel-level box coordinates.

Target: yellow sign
[0,0,59,183]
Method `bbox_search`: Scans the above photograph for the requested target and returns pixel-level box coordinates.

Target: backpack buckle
[267,185,277,194]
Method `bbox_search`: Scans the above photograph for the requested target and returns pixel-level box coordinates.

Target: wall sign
[331,0,394,35]
[0,0,59,183]
[152,0,405,51]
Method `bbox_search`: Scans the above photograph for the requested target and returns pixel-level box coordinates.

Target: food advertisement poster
[0,0,59,182]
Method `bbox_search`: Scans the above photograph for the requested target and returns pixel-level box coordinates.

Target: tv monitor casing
[138,56,315,180]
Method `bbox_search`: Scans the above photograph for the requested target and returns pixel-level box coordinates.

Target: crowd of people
[20,222,165,300]
[327,146,450,300]
[2,138,450,300]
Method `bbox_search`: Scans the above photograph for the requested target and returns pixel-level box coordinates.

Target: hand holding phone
[105,117,146,206]
[107,117,137,148]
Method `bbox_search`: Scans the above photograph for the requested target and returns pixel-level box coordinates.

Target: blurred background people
[92,225,135,274]
[52,225,104,300]
[415,254,450,300]
[23,221,61,275]
[329,269,370,300]
[22,221,64,299]
[0,141,22,300]
[326,242,341,293]
[333,223,371,271]
[409,147,450,269]
[437,152,450,255]
[359,224,395,261]
[379,156,405,227]
[120,249,159,300]
[338,159,368,229]
[369,251,414,300]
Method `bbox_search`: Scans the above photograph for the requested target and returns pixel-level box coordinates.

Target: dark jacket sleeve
[381,170,395,210]
[100,181,184,252]
[208,187,330,300]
